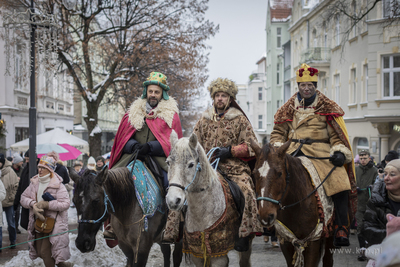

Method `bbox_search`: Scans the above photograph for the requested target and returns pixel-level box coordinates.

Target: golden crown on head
[296,63,319,83]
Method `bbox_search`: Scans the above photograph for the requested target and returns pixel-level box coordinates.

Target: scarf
[146,102,153,114]
[37,173,51,202]
[297,92,317,107]
[388,190,400,202]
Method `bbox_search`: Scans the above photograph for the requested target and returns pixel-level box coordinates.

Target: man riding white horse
[106,71,183,244]
[270,63,357,247]
[192,78,263,251]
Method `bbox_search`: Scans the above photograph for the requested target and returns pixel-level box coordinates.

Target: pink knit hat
[38,154,57,173]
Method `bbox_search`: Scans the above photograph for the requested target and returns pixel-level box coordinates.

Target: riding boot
[332,190,350,247]
[57,262,74,267]
[162,210,181,244]
[103,224,117,240]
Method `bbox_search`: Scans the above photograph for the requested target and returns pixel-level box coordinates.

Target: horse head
[166,131,214,211]
[69,166,109,253]
[250,139,291,227]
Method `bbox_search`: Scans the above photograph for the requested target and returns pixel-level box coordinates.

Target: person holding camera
[20,153,72,267]
[355,150,378,261]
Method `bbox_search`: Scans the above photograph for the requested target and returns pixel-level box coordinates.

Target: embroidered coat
[193,106,262,237]
[270,91,354,197]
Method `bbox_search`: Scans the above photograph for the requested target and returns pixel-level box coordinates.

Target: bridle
[256,156,336,210]
[78,173,115,224]
[167,147,220,193]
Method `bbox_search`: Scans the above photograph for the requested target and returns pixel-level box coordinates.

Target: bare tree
[322,0,400,53]
[1,0,218,157]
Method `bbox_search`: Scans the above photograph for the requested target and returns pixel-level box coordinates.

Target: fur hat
[296,63,319,83]
[38,155,57,173]
[208,78,238,100]
[142,72,170,100]
[12,153,23,164]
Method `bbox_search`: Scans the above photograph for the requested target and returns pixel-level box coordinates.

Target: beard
[148,98,159,107]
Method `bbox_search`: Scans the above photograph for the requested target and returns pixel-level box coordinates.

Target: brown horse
[250,140,334,267]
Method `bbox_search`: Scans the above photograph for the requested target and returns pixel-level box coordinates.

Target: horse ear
[170,130,179,147]
[67,167,80,183]
[189,133,198,150]
[277,140,291,157]
[95,166,108,186]
[249,139,261,157]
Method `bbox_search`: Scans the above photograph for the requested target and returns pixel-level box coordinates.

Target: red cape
[109,111,182,168]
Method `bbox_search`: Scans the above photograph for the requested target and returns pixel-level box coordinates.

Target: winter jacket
[20,173,70,264]
[0,159,19,207]
[0,179,6,227]
[355,162,378,213]
[14,162,33,230]
[55,163,70,184]
[362,179,397,245]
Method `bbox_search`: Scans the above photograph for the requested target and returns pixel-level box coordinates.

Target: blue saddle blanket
[127,160,164,229]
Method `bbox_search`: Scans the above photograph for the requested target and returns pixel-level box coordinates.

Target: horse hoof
[234,236,250,252]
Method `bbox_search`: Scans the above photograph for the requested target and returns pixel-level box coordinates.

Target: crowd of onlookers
[353,149,400,267]
[0,151,109,267]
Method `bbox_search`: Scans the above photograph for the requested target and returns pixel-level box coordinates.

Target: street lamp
[3,1,60,178]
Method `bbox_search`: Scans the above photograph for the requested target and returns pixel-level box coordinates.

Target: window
[383,0,400,17]
[277,27,281,48]
[15,127,29,143]
[334,74,340,104]
[277,63,280,85]
[258,115,263,129]
[364,64,368,102]
[46,101,54,109]
[258,87,263,100]
[323,22,328,48]
[277,100,281,109]
[58,104,64,111]
[351,68,357,103]
[352,1,357,37]
[356,137,369,155]
[336,14,340,46]
[67,106,71,113]
[382,55,400,97]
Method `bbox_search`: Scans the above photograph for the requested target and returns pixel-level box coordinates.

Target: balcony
[300,47,331,65]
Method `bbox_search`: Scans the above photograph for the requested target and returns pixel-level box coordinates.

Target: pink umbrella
[37,143,83,161]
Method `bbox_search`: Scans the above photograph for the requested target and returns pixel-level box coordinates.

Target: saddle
[218,168,245,217]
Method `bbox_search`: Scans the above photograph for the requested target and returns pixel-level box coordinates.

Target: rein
[168,147,220,192]
[78,173,115,224]
[257,155,336,210]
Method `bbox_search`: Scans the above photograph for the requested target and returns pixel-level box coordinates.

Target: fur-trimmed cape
[109,97,183,168]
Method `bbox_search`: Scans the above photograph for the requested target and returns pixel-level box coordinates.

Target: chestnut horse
[250,140,334,267]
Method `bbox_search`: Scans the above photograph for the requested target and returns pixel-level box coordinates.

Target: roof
[270,0,293,21]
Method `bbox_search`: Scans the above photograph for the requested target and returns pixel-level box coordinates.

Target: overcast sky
[204,0,268,86]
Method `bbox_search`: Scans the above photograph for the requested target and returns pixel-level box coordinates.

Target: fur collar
[202,106,244,121]
[128,97,179,130]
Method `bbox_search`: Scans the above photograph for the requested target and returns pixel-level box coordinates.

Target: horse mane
[104,167,135,207]
[196,142,219,185]
[284,153,310,194]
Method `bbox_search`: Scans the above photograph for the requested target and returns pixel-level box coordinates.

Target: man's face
[359,154,371,166]
[298,82,316,99]
[147,85,163,107]
[213,92,231,111]
[96,160,104,168]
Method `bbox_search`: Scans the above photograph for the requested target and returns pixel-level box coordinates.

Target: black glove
[330,151,345,167]
[356,187,362,193]
[131,142,141,153]
[138,143,150,156]
[214,146,232,161]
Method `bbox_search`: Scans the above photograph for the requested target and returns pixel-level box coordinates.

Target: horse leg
[322,236,334,267]
[211,256,229,267]
[172,241,183,267]
[280,242,295,267]
[118,242,135,267]
[239,238,253,267]
[159,243,171,267]
[134,239,153,267]
[303,240,322,267]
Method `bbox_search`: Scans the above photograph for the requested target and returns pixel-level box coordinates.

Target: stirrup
[103,229,117,240]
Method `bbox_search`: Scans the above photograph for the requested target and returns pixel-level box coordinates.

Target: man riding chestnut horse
[270,63,357,247]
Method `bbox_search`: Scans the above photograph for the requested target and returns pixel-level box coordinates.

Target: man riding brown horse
[270,63,357,247]
[192,78,263,251]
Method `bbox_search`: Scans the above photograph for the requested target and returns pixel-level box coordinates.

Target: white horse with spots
[165,131,252,267]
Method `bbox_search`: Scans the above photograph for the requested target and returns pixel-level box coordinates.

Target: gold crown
[296,63,319,83]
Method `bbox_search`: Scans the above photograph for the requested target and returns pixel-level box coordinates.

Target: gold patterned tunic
[193,107,263,237]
